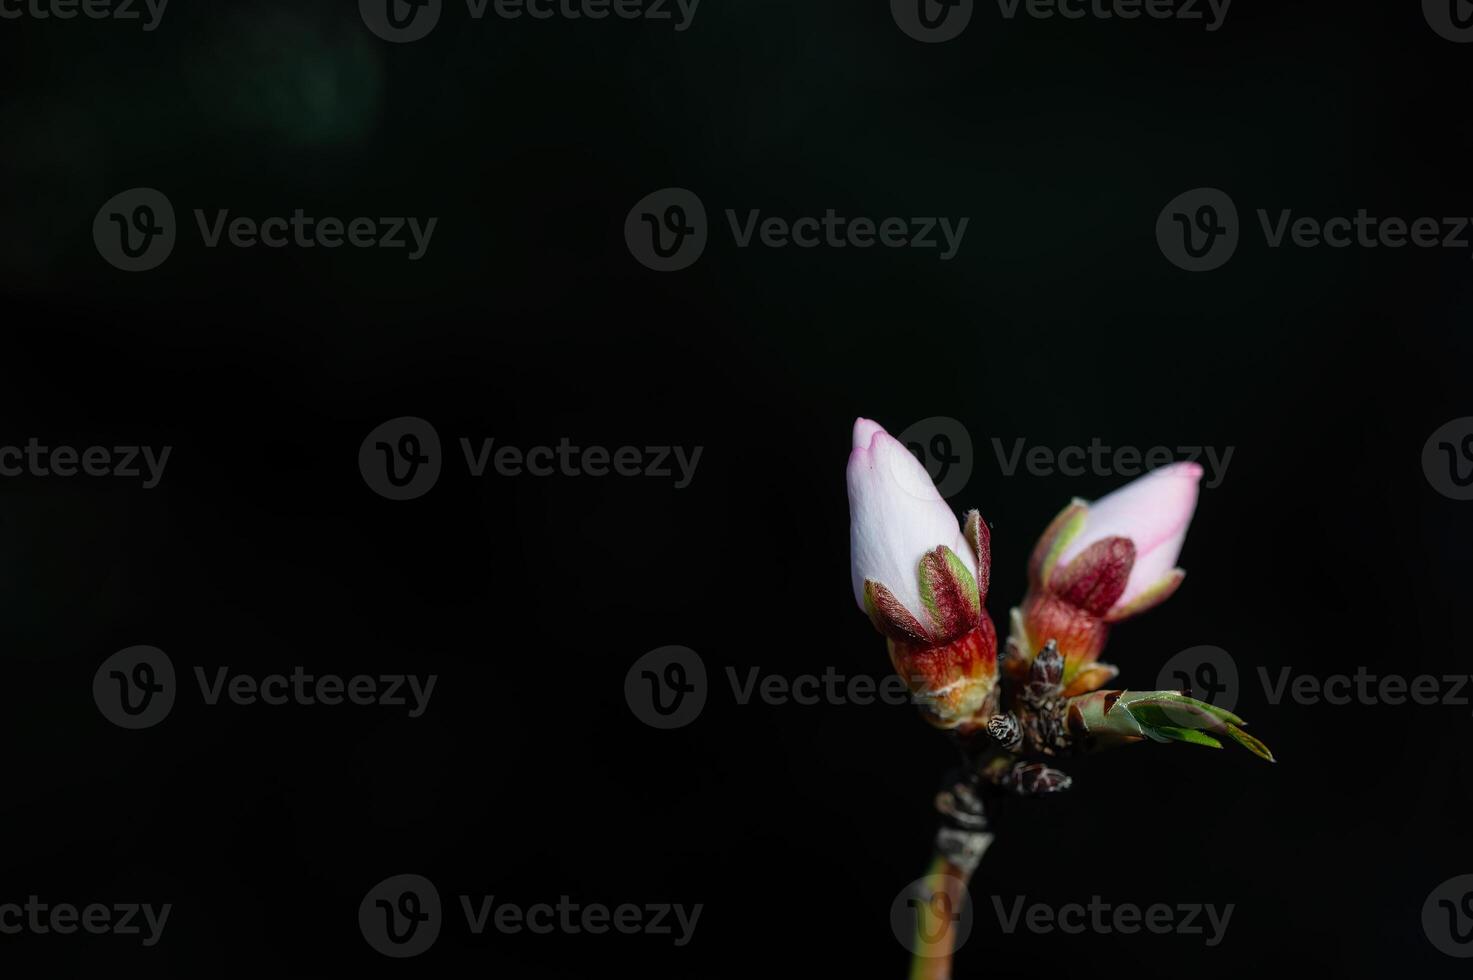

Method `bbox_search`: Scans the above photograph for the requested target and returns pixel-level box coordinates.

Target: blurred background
[2,0,1472,974]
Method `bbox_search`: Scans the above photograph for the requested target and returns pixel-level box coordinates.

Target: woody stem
[906,756,997,980]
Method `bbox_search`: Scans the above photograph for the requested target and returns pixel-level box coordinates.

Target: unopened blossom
[1005,462,1203,697]
[848,418,997,731]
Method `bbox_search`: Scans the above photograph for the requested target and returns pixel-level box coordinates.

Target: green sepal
[962,510,991,603]
[863,579,932,646]
[943,546,981,617]
[917,546,980,642]
[1029,500,1087,589]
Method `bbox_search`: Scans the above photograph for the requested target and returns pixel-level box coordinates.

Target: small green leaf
[1226,724,1276,763]
[941,545,981,616]
[1142,725,1224,750]
[1120,692,1274,761]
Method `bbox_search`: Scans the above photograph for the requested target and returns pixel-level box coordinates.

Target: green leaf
[1119,692,1275,762]
[1142,726,1224,749]
[1225,724,1276,763]
[1126,690,1247,726]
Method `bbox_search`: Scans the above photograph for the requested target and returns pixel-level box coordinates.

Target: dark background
[3,0,1472,974]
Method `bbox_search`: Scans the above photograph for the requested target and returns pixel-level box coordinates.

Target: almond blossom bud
[1005,463,1202,698]
[848,418,997,731]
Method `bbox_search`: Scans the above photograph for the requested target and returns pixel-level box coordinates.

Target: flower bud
[848,418,998,729]
[1006,463,1202,697]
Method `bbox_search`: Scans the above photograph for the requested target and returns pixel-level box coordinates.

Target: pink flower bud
[847,418,998,729]
[1009,463,1203,696]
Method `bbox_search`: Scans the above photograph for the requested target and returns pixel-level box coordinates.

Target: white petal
[852,417,885,451]
[848,419,972,625]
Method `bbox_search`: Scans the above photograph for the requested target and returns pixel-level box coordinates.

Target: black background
[3,0,1472,975]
